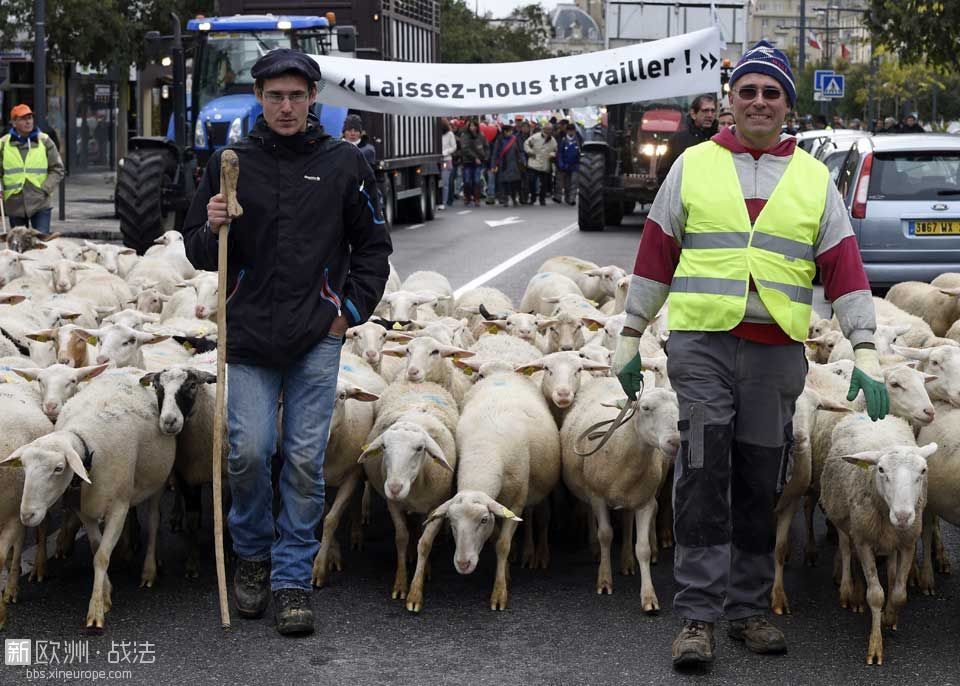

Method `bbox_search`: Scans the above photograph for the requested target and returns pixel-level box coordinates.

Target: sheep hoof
[642,601,659,614]
[391,582,408,600]
[596,580,613,595]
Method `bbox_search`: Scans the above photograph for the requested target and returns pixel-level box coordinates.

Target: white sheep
[886,281,960,338]
[9,363,109,422]
[124,257,184,295]
[103,309,161,330]
[0,249,51,297]
[358,381,459,602]
[344,320,411,372]
[559,377,679,609]
[891,344,960,407]
[381,336,474,406]
[537,256,626,304]
[820,414,936,665]
[82,241,137,277]
[453,286,513,334]
[73,324,170,369]
[519,271,583,316]
[399,271,454,316]
[515,351,610,425]
[414,368,561,612]
[599,275,630,315]
[0,382,55,629]
[871,297,958,349]
[0,371,177,629]
[311,355,384,587]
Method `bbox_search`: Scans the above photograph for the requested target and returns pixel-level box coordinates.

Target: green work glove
[847,347,888,421]
[613,334,643,400]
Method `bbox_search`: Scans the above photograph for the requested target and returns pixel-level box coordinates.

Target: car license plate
[910,220,960,236]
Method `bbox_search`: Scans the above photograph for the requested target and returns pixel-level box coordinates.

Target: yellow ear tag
[486,325,499,335]
[139,377,151,387]
[86,336,98,346]
[522,368,536,376]
[1,458,23,468]
[587,322,601,331]
[182,341,195,351]
[361,444,370,452]
[807,342,818,349]
[501,507,516,519]
[392,322,404,331]
[461,366,474,376]
[854,460,872,472]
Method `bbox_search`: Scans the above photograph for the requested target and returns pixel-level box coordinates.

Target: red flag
[841,43,851,60]
[807,30,821,50]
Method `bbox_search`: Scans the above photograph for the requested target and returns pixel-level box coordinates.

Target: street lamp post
[33,0,47,131]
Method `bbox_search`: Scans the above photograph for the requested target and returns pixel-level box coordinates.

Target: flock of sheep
[1,226,959,666]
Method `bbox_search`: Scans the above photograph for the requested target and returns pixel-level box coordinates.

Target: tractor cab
[186,14,356,164]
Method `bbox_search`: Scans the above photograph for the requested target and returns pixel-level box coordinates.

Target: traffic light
[720,58,732,95]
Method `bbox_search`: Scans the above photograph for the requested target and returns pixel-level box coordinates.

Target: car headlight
[227,117,244,144]
[194,118,207,148]
[656,144,668,156]
[641,143,655,156]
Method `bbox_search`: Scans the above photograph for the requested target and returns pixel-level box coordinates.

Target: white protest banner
[312,28,722,116]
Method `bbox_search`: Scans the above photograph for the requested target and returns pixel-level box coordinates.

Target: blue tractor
[116,13,356,252]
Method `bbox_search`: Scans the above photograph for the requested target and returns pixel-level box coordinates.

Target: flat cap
[250,48,322,82]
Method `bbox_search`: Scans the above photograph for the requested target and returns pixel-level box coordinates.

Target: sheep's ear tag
[392,322,404,331]
[139,377,152,387]
[181,340,195,351]
[361,444,369,451]
[852,459,872,472]
[807,341,818,349]
[522,367,536,376]
[501,507,516,519]
[586,322,601,332]
[86,336,97,346]
[486,325,499,335]
[461,366,473,377]
[1,458,22,469]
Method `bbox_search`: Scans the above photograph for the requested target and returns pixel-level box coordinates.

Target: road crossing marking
[457,210,472,215]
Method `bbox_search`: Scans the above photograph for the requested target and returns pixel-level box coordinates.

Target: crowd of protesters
[438,114,583,210]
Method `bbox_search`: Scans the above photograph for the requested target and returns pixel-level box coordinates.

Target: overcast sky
[475,0,562,18]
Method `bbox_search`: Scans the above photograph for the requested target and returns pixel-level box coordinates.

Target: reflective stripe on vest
[668,141,828,342]
[1,133,49,200]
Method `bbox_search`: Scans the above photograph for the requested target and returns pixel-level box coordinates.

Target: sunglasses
[735,86,784,102]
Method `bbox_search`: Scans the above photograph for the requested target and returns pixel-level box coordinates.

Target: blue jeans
[227,335,342,591]
[10,208,52,232]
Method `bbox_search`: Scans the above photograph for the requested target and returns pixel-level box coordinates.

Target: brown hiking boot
[233,558,271,619]
[728,615,787,654]
[274,588,315,636]
[672,619,716,667]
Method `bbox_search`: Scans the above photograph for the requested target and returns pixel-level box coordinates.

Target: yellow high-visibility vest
[1,132,49,200]
[668,140,828,342]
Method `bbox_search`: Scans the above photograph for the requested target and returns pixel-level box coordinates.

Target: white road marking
[456,210,472,215]
[485,216,524,228]
[453,221,579,298]
[407,223,425,230]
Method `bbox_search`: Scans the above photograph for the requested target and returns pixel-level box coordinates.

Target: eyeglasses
[262,90,309,104]
[699,108,717,114]
[735,86,784,102]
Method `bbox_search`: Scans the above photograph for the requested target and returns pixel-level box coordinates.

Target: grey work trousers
[667,331,806,622]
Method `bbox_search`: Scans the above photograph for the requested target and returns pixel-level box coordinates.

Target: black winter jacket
[658,116,719,179]
[183,115,392,367]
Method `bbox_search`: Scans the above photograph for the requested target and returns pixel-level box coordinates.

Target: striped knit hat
[730,40,796,106]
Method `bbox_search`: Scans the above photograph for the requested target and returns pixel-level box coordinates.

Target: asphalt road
[4,203,959,686]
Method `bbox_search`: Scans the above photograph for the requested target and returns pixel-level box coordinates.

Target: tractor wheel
[116,148,179,254]
[577,150,606,232]
[424,176,436,221]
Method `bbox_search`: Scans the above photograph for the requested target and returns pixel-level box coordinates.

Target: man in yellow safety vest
[1,104,64,233]
[612,41,888,669]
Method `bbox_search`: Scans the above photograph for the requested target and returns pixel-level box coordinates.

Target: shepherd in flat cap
[613,39,884,668]
[1,103,65,233]
[182,48,392,636]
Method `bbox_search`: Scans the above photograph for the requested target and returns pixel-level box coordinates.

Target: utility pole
[33,0,47,131]
[798,0,806,72]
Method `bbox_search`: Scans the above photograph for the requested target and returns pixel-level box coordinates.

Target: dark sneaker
[274,589,315,636]
[728,615,787,654]
[672,619,716,668]
[233,558,271,619]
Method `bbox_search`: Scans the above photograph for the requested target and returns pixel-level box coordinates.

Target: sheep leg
[885,546,914,631]
[387,501,410,600]
[520,507,535,568]
[882,553,899,628]
[178,475,203,580]
[29,518,48,583]
[139,491,163,588]
[771,497,799,615]
[312,473,360,588]
[361,481,373,525]
[84,507,128,630]
[634,500,659,613]
[918,509,936,595]
[0,519,24,607]
[406,518,443,613]
[837,530,855,610]
[803,494,818,566]
[591,498,614,595]
[856,543,885,666]
[55,509,82,559]
[490,517,519,611]
[168,481,185,532]
[533,499,551,570]
[349,480,365,551]
[79,515,112,614]
[933,517,951,574]
[620,510,636,575]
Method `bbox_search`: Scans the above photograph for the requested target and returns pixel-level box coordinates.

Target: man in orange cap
[1,104,64,232]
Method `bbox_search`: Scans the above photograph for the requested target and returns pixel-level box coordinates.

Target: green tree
[439,0,554,63]
[867,1,960,70]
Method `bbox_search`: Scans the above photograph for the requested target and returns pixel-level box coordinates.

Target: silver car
[835,133,960,288]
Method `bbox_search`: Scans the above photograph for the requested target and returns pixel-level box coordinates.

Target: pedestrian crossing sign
[823,75,844,98]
